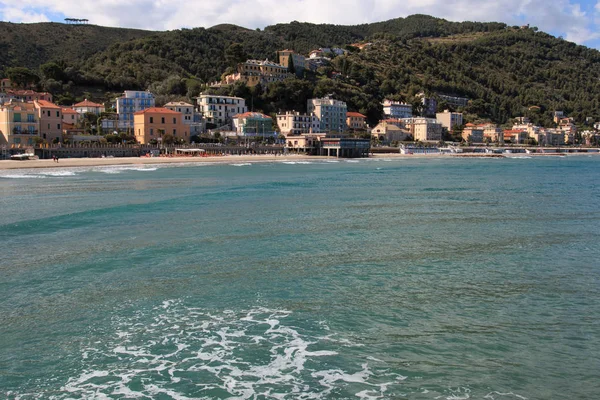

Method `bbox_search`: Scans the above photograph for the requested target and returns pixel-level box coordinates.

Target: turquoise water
[0,156,599,399]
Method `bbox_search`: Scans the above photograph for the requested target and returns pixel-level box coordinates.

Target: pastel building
[6,90,53,103]
[382,100,413,119]
[402,117,443,142]
[36,100,63,143]
[278,50,306,75]
[73,99,105,115]
[197,95,247,128]
[307,97,347,133]
[461,123,484,143]
[133,107,187,144]
[436,110,463,130]
[116,91,155,130]
[346,112,367,131]
[277,111,319,135]
[225,59,291,87]
[0,101,39,146]
[62,108,82,126]
[371,120,411,142]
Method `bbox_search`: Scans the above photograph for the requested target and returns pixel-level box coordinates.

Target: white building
[73,99,105,115]
[197,94,247,128]
[116,91,155,130]
[382,100,413,119]
[307,97,348,133]
[276,111,320,135]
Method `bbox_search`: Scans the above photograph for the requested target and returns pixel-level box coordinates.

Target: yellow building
[0,101,39,146]
[36,100,63,143]
[133,107,187,144]
[346,112,367,131]
[278,50,306,73]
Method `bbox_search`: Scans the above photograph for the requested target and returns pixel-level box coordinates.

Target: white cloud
[1,0,599,45]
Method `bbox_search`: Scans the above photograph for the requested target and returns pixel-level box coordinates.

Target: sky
[1,0,600,48]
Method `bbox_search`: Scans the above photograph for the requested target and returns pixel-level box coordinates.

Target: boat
[10,153,37,160]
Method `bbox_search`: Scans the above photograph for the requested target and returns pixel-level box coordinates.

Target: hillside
[0,22,154,69]
[1,15,600,127]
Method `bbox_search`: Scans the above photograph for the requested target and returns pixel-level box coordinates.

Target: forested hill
[2,15,600,126]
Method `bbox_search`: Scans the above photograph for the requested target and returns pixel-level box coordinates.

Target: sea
[0,156,599,400]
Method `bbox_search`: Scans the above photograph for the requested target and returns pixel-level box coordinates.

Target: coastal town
[2,47,600,161]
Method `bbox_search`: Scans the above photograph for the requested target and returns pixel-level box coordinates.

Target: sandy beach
[1,152,597,170]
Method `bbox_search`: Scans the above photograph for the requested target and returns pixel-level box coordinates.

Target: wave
[1,174,47,179]
[231,163,252,167]
[24,300,406,399]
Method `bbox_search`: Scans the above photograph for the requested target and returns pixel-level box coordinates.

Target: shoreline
[0,152,598,170]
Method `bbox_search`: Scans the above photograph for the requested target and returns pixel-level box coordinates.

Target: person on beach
[52,155,56,162]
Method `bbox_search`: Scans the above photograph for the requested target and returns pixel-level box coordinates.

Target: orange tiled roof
[36,99,61,109]
[347,112,366,118]
[62,108,79,114]
[74,99,104,108]
[134,107,180,115]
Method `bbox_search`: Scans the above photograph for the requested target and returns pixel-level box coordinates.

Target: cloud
[1,0,599,46]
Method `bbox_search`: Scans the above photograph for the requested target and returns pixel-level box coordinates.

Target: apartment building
[164,101,204,134]
[462,123,484,143]
[116,90,155,130]
[0,101,39,146]
[278,50,306,75]
[276,111,319,135]
[197,95,247,128]
[133,107,187,144]
[382,100,413,119]
[402,117,443,142]
[36,100,63,143]
[436,110,463,130]
[307,97,348,133]
[62,108,81,126]
[346,112,367,131]
[225,59,291,87]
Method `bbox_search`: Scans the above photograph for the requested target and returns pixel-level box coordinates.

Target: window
[150,128,154,136]
[173,129,177,135]
[47,111,51,117]
[173,118,176,124]
[13,113,21,122]
[56,111,60,117]
[150,117,153,123]
[57,124,61,130]
[27,114,35,122]
[161,117,165,124]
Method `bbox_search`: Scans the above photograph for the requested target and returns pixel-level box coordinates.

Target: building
[197,94,247,128]
[232,112,274,137]
[224,59,291,87]
[462,123,484,143]
[116,90,155,130]
[346,112,367,131]
[371,120,411,142]
[480,123,504,143]
[62,108,82,126]
[0,101,39,146]
[553,111,565,124]
[1,78,13,91]
[319,137,370,158]
[73,99,105,115]
[417,93,437,116]
[437,94,469,108]
[164,101,204,134]
[436,110,463,130]
[133,107,187,144]
[35,100,63,143]
[307,97,348,133]
[285,133,327,153]
[278,50,306,76]
[382,100,413,119]
[503,129,528,144]
[402,117,443,142]
[6,90,53,103]
[276,111,319,135]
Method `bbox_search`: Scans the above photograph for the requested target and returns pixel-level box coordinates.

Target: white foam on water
[231,163,252,167]
[1,174,47,179]
[345,160,360,163]
[37,170,78,177]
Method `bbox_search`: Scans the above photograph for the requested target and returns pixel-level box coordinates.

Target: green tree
[6,67,40,88]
